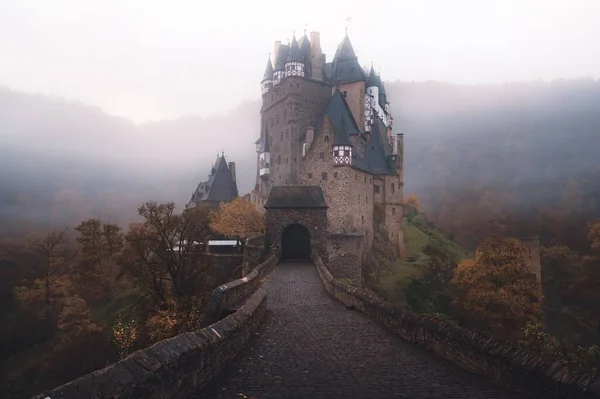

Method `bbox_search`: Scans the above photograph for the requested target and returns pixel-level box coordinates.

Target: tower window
[322,173,328,181]
[391,183,395,193]
[334,172,338,178]
[392,207,396,215]
[319,152,324,160]
[280,132,283,141]
[343,91,347,98]
[364,176,367,182]
[374,185,380,193]
[362,215,364,224]
[324,135,329,143]
[308,173,313,179]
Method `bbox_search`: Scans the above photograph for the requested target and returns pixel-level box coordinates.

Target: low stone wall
[313,252,600,398]
[202,253,277,327]
[34,286,268,399]
[327,232,365,286]
[243,235,265,275]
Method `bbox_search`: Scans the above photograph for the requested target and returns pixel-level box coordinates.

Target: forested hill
[1,79,599,248]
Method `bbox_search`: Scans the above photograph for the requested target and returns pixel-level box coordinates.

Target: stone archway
[281,223,311,260]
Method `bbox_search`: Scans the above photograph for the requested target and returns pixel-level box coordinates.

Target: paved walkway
[198,261,522,399]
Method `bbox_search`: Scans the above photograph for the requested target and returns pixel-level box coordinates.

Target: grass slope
[378,214,471,306]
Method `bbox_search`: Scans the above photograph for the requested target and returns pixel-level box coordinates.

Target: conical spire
[334,34,357,62]
[260,129,270,152]
[366,64,379,87]
[287,34,302,62]
[333,102,353,147]
[262,55,274,82]
[299,31,311,61]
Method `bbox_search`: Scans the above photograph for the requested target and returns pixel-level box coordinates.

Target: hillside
[1,78,600,249]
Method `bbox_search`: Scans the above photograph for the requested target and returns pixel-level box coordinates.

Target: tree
[451,236,542,336]
[405,193,421,212]
[118,202,212,308]
[210,197,264,239]
[18,229,74,323]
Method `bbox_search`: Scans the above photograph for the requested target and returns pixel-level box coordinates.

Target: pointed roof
[366,65,380,88]
[329,34,365,84]
[363,118,395,175]
[259,129,270,152]
[274,44,289,71]
[313,90,362,137]
[188,154,238,207]
[333,102,353,147]
[262,56,274,82]
[287,35,302,63]
[298,32,311,61]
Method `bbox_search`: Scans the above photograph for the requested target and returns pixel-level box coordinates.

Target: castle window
[355,174,358,180]
[293,157,296,162]
[322,173,328,181]
[334,172,338,178]
[308,173,312,179]
[392,207,396,215]
[319,152,324,160]
[362,215,364,224]
[343,91,347,98]
[324,135,329,143]
[374,185,380,193]
[286,129,289,137]
[302,143,307,156]
[278,155,281,164]
[364,176,367,182]
[391,183,395,193]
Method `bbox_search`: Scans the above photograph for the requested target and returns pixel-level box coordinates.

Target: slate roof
[328,35,366,84]
[333,102,353,147]
[310,90,362,139]
[362,118,396,175]
[264,185,328,209]
[188,155,238,206]
[274,44,289,71]
[287,36,302,63]
[259,129,270,152]
[262,57,273,82]
[298,33,311,61]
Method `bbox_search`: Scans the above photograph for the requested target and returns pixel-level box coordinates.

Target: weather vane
[304,22,308,35]
[345,17,352,35]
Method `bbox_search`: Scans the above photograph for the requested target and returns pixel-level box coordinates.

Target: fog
[1,0,599,122]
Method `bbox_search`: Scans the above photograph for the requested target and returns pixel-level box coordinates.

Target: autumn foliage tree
[451,236,542,336]
[210,197,264,239]
[404,193,421,219]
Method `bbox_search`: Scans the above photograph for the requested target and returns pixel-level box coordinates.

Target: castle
[187,152,238,209]
[250,30,405,255]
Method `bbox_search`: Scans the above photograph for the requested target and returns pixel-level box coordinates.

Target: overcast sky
[1,0,599,123]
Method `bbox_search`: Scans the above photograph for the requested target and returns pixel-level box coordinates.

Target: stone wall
[265,207,328,262]
[242,235,266,276]
[203,253,277,327]
[313,252,600,398]
[327,232,365,286]
[34,286,268,399]
[300,115,374,246]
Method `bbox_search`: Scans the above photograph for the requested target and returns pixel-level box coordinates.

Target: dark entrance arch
[281,223,311,260]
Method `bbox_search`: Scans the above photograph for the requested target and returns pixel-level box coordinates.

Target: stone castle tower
[250,31,405,255]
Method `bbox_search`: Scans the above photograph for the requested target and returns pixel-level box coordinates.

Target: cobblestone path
[198,261,522,399]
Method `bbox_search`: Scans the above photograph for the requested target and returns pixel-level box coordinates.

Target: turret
[366,65,380,109]
[285,34,305,77]
[258,130,271,180]
[261,56,274,95]
[273,42,289,85]
[332,106,353,166]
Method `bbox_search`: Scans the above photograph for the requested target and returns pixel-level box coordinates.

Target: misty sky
[1,0,599,123]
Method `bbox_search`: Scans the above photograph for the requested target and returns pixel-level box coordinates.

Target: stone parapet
[202,253,277,327]
[33,286,267,399]
[312,252,600,398]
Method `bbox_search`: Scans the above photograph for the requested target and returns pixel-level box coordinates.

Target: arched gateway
[264,186,328,262]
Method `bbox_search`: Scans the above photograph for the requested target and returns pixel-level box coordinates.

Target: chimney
[228,162,236,184]
[309,31,320,48]
[273,41,281,63]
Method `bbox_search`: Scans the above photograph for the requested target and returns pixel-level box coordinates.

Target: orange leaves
[405,193,421,213]
[451,237,542,335]
[210,197,264,239]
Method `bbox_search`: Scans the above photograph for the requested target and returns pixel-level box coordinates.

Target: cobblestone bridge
[198,261,522,399]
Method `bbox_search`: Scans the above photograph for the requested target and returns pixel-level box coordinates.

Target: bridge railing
[202,253,277,327]
[312,251,600,399]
